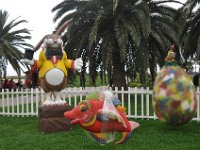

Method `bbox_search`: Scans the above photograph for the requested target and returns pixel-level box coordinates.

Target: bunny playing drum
[21,20,83,104]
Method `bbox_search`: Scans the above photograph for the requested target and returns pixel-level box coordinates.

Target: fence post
[80,87,83,101]
[114,87,118,98]
[197,87,200,121]
[68,88,72,106]
[141,87,144,118]
[74,87,77,107]
[128,87,131,116]
[11,89,14,116]
[134,87,137,118]
[26,88,29,116]
[36,88,39,116]
[31,88,34,115]
[6,89,10,116]
[16,88,19,117]
[22,89,24,117]
[146,87,150,120]
[2,89,5,116]
[121,87,124,108]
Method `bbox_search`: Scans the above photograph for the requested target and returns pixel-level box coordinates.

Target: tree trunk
[112,50,127,88]
[103,70,107,84]
[3,68,6,79]
[107,65,113,87]
[0,70,2,79]
[149,51,156,85]
[136,36,148,86]
[89,69,97,87]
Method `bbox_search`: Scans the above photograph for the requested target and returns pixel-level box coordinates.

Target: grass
[1,116,200,150]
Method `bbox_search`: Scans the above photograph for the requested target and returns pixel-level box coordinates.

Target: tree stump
[38,103,72,133]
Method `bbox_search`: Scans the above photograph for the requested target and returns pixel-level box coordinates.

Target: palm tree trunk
[137,36,148,86]
[149,62,156,85]
[107,65,113,87]
[112,49,127,88]
[3,68,6,79]
[149,50,156,85]
[0,71,2,79]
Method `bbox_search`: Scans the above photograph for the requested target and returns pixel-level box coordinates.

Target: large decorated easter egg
[153,50,197,125]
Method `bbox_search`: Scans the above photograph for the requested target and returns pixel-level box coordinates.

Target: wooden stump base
[38,103,72,134]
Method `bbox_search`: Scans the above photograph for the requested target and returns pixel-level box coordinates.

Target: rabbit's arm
[63,51,83,71]
[63,51,74,69]
[31,50,45,71]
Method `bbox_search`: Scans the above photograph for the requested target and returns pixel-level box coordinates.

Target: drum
[46,68,64,85]
[41,68,67,92]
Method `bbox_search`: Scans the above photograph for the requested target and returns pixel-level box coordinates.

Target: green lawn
[1,116,200,150]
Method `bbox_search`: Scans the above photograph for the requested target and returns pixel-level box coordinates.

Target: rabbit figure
[21,20,83,104]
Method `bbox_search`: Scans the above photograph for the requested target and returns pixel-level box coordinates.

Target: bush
[129,82,153,89]
[129,82,142,87]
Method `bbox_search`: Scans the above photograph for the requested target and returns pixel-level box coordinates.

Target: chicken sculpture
[21,20,83,104]
[64,91,140,145]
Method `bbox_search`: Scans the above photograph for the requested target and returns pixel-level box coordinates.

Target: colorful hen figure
[64,91,139,145]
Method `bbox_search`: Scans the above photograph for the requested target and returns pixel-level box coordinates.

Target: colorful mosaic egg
[153,50,197,125]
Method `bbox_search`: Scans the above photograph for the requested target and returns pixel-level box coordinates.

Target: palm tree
[180,0,200,62]
[52,0,183,87]
[146,0,184,83]
[0,57,7,79]
[124,0,184,85]
[52,0,97,86]
[52,0,150,88]
[0,10,32,77]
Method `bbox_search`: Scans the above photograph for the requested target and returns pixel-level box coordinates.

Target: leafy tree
[0,10,32,77]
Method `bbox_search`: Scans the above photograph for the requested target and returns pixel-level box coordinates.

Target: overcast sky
[1,0,63,46]
[1,0,186,76]
[1,0,63,76]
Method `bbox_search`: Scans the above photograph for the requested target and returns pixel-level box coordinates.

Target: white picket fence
[0,86,200,121]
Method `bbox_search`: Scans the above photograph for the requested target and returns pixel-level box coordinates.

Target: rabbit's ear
[33,35,48,51]
[56,19,73,35]
[33,19,72,51]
